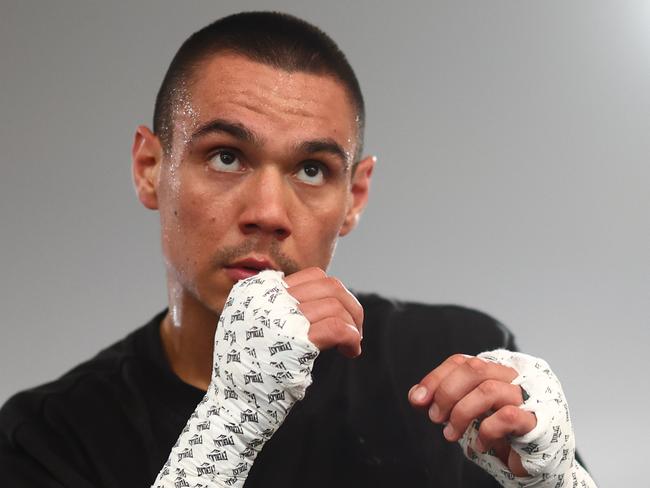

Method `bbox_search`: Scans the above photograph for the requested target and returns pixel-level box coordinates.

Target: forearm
[462,350,597,488]
[152,271,319,488]
[152,386,262,487]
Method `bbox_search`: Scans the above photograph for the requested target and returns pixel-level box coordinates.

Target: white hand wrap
[458,349,596,487]
[152,270,319,488]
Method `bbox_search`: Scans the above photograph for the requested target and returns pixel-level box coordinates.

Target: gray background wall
[1,1,648,485]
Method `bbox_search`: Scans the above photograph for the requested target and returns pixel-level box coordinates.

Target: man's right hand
[284,267,363,358]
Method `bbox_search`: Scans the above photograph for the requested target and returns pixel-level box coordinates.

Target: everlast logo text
[214,434,235,447]
[244,370,263,385]
[188,434,203,446]
[241,447,256,458]
[232,462,249,476]
[230,310,245,324]
[522,442,540,455]
[208,449,228,462]
[551,425,562,443]
[174,478,190,488]
[241,408,259,423]
[177,448,193,462]
[197,463,216,476]
[225,423,244,434]
[268,389,285,403]
[269,341,292,355]
[298,351,318,365]
[246,327,264,340]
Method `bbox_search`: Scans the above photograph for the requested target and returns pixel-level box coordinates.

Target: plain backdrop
[1,1,648,485]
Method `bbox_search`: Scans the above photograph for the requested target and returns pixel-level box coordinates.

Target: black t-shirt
[0,294,515,487]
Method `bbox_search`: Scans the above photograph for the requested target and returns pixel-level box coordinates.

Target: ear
[131,125,163,210]
[339,155,376,237]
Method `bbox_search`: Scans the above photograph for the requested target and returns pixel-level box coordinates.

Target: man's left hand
[408,354,536,477]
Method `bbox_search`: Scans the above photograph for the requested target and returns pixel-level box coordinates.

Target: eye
[208,149,243,172]
[295,161,327,186]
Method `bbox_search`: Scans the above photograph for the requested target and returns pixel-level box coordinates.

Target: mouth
[223,256,279,282]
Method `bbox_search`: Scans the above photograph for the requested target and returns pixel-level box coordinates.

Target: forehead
[176,53,358,153]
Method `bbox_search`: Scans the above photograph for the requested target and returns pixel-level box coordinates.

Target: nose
[238,167,292,240]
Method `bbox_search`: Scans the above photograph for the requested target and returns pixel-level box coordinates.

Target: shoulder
[0,316,158,443]
[357,292,513,353]
[0,313,171,487]
[354,293,515,380]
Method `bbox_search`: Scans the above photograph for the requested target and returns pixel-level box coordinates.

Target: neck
[159,279,220,392]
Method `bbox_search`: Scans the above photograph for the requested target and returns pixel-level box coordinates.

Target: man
[0,12,595,487]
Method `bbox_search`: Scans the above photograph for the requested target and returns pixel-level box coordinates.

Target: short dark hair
[153,11,365,162]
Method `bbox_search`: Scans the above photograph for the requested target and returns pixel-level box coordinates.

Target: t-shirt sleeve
[0,418,95,488]
[0,379,153,488]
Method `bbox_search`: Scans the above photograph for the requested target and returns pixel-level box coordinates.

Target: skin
[408,355,537,476]
[132,51,535,479]
[132,53,373,388]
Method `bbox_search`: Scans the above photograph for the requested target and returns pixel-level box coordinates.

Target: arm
[151,271,319,487]
[152,268,363,488]
[409,350,597,487]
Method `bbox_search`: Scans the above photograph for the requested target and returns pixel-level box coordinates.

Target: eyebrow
[296,139,351,171]
[190,118,262,146]
[190,118,351,170]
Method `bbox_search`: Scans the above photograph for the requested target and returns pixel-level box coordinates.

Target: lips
[223,256,278,282]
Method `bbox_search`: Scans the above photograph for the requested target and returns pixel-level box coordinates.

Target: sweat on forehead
[163,52,362,164]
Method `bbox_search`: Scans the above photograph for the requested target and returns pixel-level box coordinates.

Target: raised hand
[409,350,597,487]
[285,267,363,358]
[153,270,319,488]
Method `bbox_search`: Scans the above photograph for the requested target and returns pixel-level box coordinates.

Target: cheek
[297,194,349,262]
[159,184,219,269]
[160,163,221,233]
[171,193,230,245]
